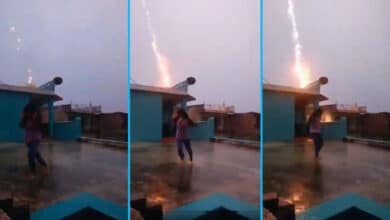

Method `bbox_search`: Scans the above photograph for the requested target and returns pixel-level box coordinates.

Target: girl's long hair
[308,108,323,126]
[20,103,42,129]
[177,108,196,127]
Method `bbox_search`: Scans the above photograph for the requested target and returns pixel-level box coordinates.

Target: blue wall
[263,91,295,142]
[0,90,81,142]
[130,91,163,142]
[321,118,347,140]
[54,118,82,140]
[0,91,29,142]
[189,117,215,140]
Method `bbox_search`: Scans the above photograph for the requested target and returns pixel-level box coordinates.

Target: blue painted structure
[189,117,215,140]
[131,83,214,142]
[164,193,259,220]
[263,83,347,142]
[263,91,295,142]
[298,193,390,220]
[0,91,29,142]
[54,117,82,140]
[0,84,61,142]
[31,193,127,220]
[0,79,81,142]
[321,117,347,140]
[131,91,163,142]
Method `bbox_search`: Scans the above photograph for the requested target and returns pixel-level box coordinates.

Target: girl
[308,109,324,158]
[20,103,48,176]
[174,108,196,162]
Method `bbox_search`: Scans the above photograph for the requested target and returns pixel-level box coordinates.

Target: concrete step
[7,206,30,220]
[263,194,295,220]
[263,192,279,213]
[130,197,163,220]
[131,198,147,214]
[0,199,13,212]
[0,198,30,220]
[275,198,295,220]
[142,204,163,220]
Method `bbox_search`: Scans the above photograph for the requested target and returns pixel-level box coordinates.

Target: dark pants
[311,133,324,157]
[27,141,47,172]
[176,139,193,161]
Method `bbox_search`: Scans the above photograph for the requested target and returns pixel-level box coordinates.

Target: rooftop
[263,83,328,101]
[131,83,195,101]
[263,141,390,214]
[131,141,260,212]
[0,141,126,211]
[0,83,62,101]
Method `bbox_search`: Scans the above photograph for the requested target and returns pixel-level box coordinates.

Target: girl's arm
[188,118,196,127]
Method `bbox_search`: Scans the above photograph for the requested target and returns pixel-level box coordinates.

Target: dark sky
[131,0,260,113]
[0,0,127,112]
[265,0,390,113]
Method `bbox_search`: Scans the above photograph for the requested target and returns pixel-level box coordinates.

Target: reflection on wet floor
[264,141,390,213]
[131,141,260,212]
[0,141,127,211]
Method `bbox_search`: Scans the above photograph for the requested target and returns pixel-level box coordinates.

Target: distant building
[188,104,260,140]
[320,104,366,134]
[70,104,102,114]
[188,104,234,130]
[359,112,390,140]
[43,104,127,141]
[227,112,260,140]
[321,104,390,140]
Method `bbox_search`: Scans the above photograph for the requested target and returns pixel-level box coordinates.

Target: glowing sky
[131,0,260,113]
[0,0,127,112]
[265,0,390,112]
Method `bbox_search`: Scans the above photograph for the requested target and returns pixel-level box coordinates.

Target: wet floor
[0,141,127,211]
[264,141,390,213]
[131,141,260,212]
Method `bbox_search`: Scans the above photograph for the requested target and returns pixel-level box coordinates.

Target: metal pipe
[39,77,63,91]
[172,77,196,92]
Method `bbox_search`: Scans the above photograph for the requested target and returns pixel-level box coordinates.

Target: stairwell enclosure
[130,83,214,142]
[0,83,67,142]
[263,82,347,142]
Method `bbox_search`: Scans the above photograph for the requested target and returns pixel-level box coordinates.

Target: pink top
[176,118,189,140]
[24,120,42,143]
[310,117,321,134]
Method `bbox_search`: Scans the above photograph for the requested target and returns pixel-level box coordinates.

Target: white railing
[204,104,235,113]
[71,104,102,113]
[336,104,367,113]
